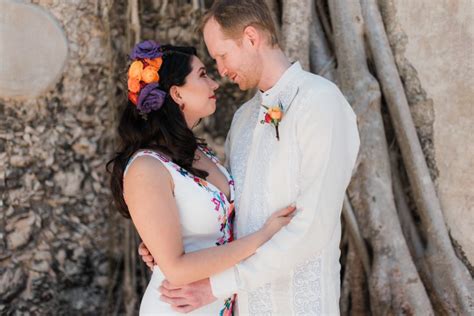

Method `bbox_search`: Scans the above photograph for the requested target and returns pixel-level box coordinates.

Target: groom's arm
[210,86,360,298]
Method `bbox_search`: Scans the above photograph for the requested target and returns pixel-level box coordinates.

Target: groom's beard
[232,74,259,91]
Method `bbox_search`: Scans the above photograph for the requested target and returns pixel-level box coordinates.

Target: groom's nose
[216,60,227,77]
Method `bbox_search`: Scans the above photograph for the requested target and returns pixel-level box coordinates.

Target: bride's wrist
[255,227,271,245]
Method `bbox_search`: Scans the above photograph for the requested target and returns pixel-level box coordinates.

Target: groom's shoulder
[294,71,351,117]
[298,71,341,96]
[296,72,348,110]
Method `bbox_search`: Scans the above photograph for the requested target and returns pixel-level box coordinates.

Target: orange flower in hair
[127,41,166,111]
[142,66,159,84]
[128,92,138,105]
[128,77,141,93]
[128,60,144,81]
[145,57,163,69]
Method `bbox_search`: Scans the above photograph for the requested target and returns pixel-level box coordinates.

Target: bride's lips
[209,95,216,100]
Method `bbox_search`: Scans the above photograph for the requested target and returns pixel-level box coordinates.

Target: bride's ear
[169,86,184,109]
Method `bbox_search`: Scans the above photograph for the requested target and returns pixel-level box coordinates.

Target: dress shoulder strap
[123,150,175,178]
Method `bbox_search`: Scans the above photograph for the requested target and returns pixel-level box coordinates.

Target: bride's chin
[207,103,217,116]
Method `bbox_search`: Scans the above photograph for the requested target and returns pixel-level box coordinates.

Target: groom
[140,0,360,314]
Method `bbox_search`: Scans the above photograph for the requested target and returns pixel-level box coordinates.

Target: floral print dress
[124,146,235,316]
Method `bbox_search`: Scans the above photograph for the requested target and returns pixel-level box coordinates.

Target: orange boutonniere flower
[260,102,284,141]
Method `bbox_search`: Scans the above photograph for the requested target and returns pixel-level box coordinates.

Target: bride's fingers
[147,262,154,270]
[275,204,297,217]
[138,243,150,255]
[141,254,154,263]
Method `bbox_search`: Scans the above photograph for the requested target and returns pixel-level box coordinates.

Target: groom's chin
[236,82,252,91]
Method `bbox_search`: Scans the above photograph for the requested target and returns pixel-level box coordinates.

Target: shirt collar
[259,62,302,111]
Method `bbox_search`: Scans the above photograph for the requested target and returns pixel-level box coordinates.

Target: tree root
[329,0,433,313]
[361,0,473,312]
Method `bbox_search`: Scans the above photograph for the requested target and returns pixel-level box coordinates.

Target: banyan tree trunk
[360,0,473,312]
[275,0,473,313]
[328,1,433,313]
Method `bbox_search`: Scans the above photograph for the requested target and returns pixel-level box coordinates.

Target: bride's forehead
[191,56,204,67]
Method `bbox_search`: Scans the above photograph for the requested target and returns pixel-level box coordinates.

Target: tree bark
[264,0,281,38]
[329,0,433,313]
[343,196,370,276]
[281,0,311,70]
[360,0,474,313]
[309,0,336,82]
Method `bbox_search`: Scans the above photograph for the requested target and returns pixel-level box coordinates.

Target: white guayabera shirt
[210,62,360,316]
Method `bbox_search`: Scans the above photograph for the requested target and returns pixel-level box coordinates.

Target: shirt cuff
[210,267,238,298]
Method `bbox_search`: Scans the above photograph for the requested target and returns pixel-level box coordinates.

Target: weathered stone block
[0,1,68,98]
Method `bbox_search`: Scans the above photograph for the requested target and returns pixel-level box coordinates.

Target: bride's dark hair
[107,45,208,218]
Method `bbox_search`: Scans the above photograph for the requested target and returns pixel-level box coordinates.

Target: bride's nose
[210,79,219,91]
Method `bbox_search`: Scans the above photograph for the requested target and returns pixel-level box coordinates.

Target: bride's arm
[124,156,294,287]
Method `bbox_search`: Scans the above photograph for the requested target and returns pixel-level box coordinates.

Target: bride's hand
[261,204,297,240]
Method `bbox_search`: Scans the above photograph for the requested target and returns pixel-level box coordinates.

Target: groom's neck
[257,48,291,92]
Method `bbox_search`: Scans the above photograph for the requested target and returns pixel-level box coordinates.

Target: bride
[107,40,295,315]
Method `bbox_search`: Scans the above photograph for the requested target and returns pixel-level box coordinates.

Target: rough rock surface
[1,0,116,314]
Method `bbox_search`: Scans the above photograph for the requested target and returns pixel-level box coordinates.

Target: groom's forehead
[203,19,242,55]
[204,31,228,54]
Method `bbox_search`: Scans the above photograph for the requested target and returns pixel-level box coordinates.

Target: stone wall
[0,1,116,314]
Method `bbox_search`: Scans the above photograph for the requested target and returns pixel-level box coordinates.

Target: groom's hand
[159,278,217,313]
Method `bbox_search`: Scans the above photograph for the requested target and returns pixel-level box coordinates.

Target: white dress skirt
[124,147,236,315]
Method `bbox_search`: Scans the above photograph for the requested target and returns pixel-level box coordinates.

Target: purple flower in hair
[137,83,166,113]
[130,40,163,60]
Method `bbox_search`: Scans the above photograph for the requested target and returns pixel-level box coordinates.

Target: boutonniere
[260,101,283,141]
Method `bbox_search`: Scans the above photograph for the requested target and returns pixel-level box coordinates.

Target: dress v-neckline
[196,145,234,204]
[135,147,234,205]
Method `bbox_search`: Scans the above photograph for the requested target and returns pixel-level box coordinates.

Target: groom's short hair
[201,0,279,47]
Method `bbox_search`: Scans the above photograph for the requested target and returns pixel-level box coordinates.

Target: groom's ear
[243,25,260,47]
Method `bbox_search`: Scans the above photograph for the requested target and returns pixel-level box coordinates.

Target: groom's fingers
[159,285,184,298]
[160,295,189,306]
[162,279,183,290]
[171,304,195,314]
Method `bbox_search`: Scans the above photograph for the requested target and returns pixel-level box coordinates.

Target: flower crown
[127,40,167,114]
